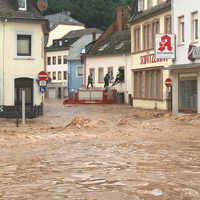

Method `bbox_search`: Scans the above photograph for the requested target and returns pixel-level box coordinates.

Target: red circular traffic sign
[165,78,172,87]
[38,71,48,81]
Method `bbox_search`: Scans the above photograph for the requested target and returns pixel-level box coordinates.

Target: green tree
[44,0,132,30]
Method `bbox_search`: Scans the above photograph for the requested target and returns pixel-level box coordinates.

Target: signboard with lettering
[155,34,176,59]
[140,54,168,65]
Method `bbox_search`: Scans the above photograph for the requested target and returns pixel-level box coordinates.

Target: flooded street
[1,101,200,199]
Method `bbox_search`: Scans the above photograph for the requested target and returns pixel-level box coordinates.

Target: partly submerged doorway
[179,73,197,113]
[15,78,33,106]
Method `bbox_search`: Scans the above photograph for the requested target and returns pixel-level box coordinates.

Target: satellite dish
[37,0,48,12]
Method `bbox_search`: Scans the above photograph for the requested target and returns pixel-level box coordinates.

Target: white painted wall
[173,0,200,65]
[0,21,45,106]
[47,24,85,47]
[46,50,68,85]
[86,54,132,103]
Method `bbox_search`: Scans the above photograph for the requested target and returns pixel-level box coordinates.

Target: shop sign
[155,34,176,59]
[140,53,168,65]
[188,44,200,61]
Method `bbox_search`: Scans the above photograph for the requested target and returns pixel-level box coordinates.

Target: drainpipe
[2,18,7,106]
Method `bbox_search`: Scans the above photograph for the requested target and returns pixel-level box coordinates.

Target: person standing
[87,73,93,88]
[104,72,110,88]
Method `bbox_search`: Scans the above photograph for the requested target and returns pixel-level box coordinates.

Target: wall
[130,9,172,110]
[47,24,85,47]
[85,54,132,103]
[68,60,83,90]
[46,50,68,86]
[0,21,44,106]
[173,0,200,65]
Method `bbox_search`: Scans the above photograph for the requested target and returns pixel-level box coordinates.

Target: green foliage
[44,0,132,30]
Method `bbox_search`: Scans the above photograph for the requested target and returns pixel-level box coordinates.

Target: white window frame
[192,12,198,42]
[138,0,144,12]
[14,30,34,59]
[76,65,83,77]
[18,0,27,11]
[178,16,185,44]
[98,67,104,83]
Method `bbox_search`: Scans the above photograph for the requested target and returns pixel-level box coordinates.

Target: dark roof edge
[45,47,70,52]
[0,16,48,22]
[86,52,131,58]
[131,1,171,24]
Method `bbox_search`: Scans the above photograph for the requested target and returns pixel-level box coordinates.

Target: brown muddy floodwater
[0,100,200,200]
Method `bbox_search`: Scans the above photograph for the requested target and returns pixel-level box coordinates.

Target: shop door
[179,75,197,113]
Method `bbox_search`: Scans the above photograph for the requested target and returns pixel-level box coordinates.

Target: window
[89,68,95,82]
[147,0,153,9]
[53,56,56,65]
[134,26,141,52]
[59,40,62,46]
[63,71,67,80]
[77,65,83,77]
[53,72,56,80]
[118,67,125,82]
[17,34,31,56]
[47,57,51,65]
[165,15,172,34]
[18,0,26,10]
[108,67,114,81]
[138,0,144,12]
[58,71,61,80]
[178,16,185,44]
[192,12,198,42]
[63,55,67,64]
[152,20,160,47]
[48,72,51,79]
[143,23,152,50]
[58,56,62,64]
[134,69,162,99]
[158,0,166,4]
[98,68,104,83]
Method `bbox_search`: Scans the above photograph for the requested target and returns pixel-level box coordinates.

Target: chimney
[92,32,96,41]
[116,7,123,32]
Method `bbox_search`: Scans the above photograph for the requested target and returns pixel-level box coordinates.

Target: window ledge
[177,43,185,47]
[14,56,35,60]
[191,40,199,44]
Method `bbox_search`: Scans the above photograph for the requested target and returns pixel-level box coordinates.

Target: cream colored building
[45,12,85,47]
[130,0,172,110]
[0,0,49,118]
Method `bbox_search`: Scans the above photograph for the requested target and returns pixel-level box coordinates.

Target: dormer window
[59,40,63,46]
[138,0,144,12]
[18,0,27,11]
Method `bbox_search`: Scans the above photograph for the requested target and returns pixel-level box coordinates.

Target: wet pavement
[1,101,200,199]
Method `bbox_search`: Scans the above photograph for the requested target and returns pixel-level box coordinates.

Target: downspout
[2,18,7,106]
[83,55,86,88]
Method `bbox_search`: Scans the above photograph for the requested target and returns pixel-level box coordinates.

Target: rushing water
[0,139,200,200]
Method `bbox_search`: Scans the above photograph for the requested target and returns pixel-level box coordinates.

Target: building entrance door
[15,78,33,106]
[179,74,197,113]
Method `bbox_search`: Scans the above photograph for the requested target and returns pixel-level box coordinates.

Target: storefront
[132,52,172,110]
[170,64,200,113]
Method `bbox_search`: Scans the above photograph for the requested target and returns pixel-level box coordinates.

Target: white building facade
[46,49,68,99]
[171,0,200,113]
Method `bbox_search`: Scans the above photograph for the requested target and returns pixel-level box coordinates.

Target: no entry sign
[38,71,48,81]
[165,78,172,87]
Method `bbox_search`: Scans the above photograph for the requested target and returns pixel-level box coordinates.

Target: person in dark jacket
[104,72,110,88]
[87,73,93,88]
